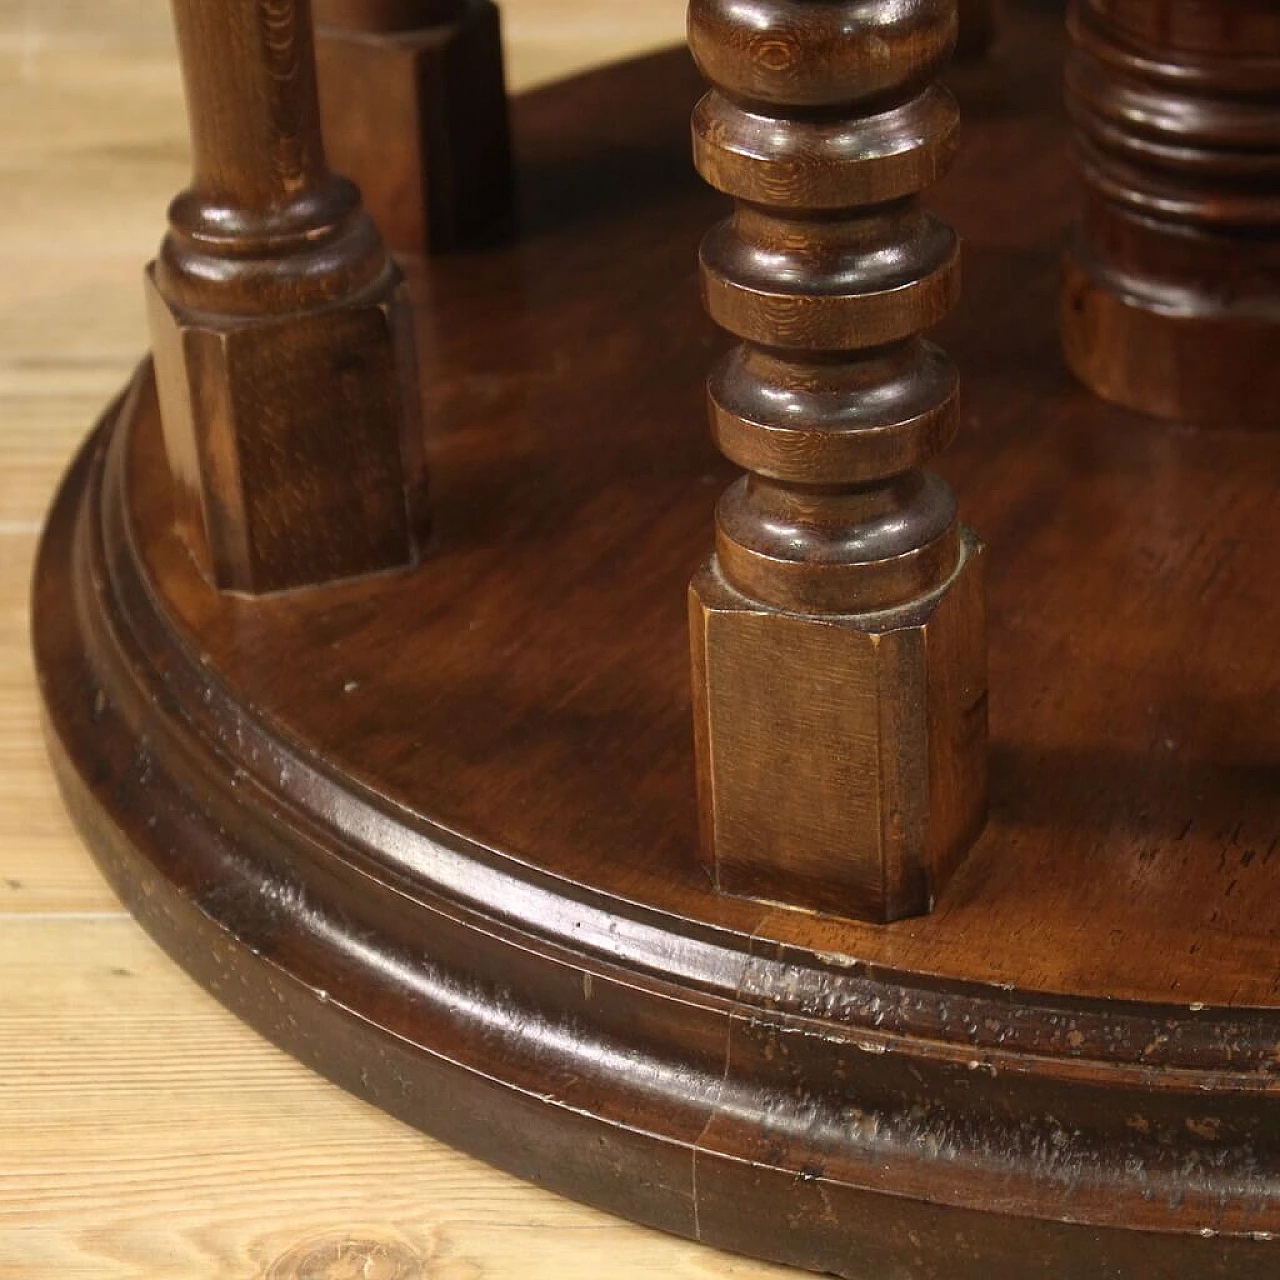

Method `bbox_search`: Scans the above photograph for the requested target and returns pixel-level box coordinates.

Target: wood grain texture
[314,0,517,252]
[147,0,429,592]
[1,3,767,1278]
[36,361,1280,1279]
[17,2,1280,1277]
[26,5,1280,1276]
[0,920,796,1280]
[686,0,987,920]
[1061,0,1280,427]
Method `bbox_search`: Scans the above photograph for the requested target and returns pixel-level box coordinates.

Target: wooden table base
[33,8,1280,1277]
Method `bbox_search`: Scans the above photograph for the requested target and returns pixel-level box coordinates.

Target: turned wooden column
[148,0,428,594]
[313,0,515,253]
[957,0,1000,60]
[687,0,988,923]
[1063,0,1280,428]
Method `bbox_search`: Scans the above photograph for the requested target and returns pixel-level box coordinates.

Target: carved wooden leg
[313,0,515,253]
[956,0,1000,60]
[687,0,988,923]
[1062,0,1280,428]
[148,0,428,595]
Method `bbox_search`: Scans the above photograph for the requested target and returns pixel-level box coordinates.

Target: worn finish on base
[32,9,1280,1278]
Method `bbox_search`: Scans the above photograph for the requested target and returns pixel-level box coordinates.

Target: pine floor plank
[2,1,794,1276]
[0,532,124,915]
[0,921,790,1280]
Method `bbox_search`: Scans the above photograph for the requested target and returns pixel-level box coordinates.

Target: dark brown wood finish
[149,0,429,593]
[957,0,1001,58]
[686,0,988,922]
[1062,0,1280,427]
[32,5,1280,1277]
[314,0,515,253]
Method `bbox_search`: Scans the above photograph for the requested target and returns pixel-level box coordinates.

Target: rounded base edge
[1061,250,1280,430]
[29,365,1280,1280]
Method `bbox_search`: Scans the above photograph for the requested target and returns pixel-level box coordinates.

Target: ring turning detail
[686,0,989,922]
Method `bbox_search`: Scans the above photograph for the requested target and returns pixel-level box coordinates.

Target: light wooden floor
[0,3,794,1275]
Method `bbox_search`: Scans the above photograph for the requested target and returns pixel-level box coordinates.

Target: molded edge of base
[30,378,1280,1280]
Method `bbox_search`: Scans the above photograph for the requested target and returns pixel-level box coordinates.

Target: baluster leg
[957,0,1001,60]
[313,0,515,253]
[687,0,988,922]
[147,0,428,595]
[1062,0,1280,427]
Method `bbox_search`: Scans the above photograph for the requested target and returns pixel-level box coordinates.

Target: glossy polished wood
[32,6,1280,1277]
[1062,0,1280,427]
[314,0,516,253]
[957,0,1001,58]
[148,0,430,593]
[149,0,428,593]
[686,0,987,922]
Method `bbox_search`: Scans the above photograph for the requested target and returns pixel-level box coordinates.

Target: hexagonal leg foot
[690,531,987,923]
[146,264,428,595]
[315,0,515,253]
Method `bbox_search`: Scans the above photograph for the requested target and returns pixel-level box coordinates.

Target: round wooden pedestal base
[32,9,1280,1278]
